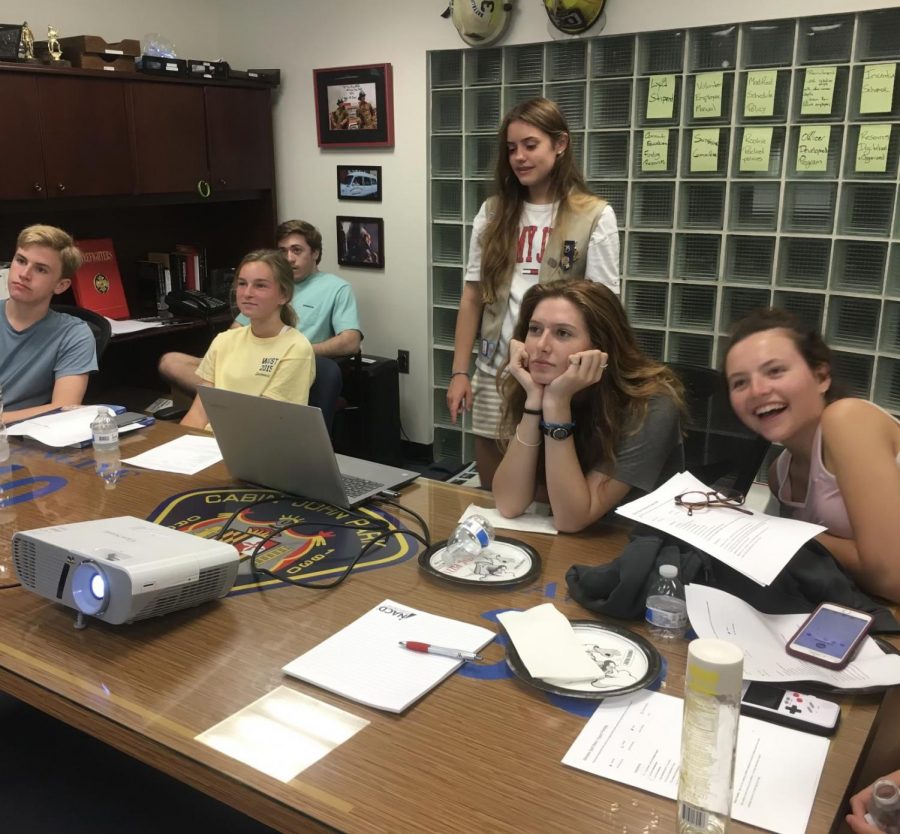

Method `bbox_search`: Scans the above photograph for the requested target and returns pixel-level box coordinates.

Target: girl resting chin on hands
[492,280,685,533]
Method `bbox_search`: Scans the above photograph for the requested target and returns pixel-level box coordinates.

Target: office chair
[50,304,112,359]
[309,355,343,433]
[668,362,771,495]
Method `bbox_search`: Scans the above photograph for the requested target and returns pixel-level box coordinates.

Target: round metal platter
[504,619,662,699]
[418,536,542,588]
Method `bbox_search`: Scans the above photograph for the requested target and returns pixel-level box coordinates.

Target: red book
[72,238,130,319]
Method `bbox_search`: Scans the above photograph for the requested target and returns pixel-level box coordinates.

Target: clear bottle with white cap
[868,779,900,834]
[677,638,744,834]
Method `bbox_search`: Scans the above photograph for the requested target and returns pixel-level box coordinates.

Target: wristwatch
[540,419,576,440]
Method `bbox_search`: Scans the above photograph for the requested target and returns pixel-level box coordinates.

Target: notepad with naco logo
[281,599,495,713]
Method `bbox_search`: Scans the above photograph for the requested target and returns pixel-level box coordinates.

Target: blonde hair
[16,224,82,278]
[235,249,298,328]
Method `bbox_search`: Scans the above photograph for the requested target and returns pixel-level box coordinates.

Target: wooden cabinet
[0,74,47,200]
[205,86,274,191]
[130,82,208,195]
[37,75,134,197]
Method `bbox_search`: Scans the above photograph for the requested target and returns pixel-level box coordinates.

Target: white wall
[3,0,889,444]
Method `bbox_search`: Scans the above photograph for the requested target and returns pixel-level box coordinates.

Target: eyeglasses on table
[674,489,753,517]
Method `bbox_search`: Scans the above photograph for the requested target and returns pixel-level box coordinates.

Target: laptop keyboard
[342,474,385,500]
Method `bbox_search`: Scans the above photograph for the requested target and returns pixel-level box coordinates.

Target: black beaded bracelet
[522,407,542,415]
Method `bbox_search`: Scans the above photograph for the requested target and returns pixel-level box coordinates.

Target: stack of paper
[282,599,494,712]
[6,406,148,447]
[616,471,825,585]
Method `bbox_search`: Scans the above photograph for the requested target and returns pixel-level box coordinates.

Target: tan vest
[479,195,608,360]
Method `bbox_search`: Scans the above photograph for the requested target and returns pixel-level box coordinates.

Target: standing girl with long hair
[493,281,685,533]
[447,97,620,489]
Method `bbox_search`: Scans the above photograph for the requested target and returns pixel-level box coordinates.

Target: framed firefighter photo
[314,63,394,148]
[336,217,385,269]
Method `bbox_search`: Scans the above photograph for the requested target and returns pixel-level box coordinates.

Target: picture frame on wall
[337,217,385,269]
[337,165,382,202]
[314,63,394,148]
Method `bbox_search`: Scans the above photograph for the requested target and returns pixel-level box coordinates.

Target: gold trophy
[19,20,37,62]
[38,25,71,66]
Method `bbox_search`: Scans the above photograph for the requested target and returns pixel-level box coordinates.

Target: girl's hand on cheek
[508,339,543,399]
[546,349,609,401]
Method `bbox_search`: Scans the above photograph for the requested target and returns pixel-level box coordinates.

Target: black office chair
[669,362,771,495]
[309,355,343,434]
[50,304,112,359]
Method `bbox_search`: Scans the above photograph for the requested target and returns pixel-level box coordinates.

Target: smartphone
[114,411,147,427]
[740,682,840,736]
[786,602,874,670]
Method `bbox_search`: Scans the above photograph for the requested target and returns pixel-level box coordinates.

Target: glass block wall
[429,10,900,462]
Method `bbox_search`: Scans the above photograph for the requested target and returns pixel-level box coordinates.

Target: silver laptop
[198,387,419,508]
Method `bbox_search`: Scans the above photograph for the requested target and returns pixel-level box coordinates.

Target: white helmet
[442,0,514,47]
[543,0,607,35]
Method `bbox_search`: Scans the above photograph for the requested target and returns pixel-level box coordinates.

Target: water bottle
[90,407,120,489]
[0,384,8,461]
[867,779,900,834]
[444,514,494,563]
[677,639,744,834]
[645,564,688,639]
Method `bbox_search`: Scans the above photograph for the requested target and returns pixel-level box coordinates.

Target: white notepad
[282,599,495,713]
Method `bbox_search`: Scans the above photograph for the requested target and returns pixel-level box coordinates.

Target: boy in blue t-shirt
[1,225,97,424]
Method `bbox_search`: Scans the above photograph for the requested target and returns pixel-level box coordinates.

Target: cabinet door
[205,86,274,191]
[131,82,209,194]
[0,74,47,200]
[37,76,134,197]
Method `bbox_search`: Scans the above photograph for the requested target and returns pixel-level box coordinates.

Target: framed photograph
[314,63,394,148]
[336,165,382,202]
[337,217,385,269]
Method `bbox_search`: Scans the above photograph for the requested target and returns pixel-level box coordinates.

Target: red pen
[399,641,482,661]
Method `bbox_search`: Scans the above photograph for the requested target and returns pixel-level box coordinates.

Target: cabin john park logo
[148,488,417,592]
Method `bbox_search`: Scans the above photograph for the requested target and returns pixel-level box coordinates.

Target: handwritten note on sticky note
[647,75,676,119]
[694,72,724,119]
[801,66,837,115]
[740,127,773,172]
[856,124,892,172]
[744,70,778,117]
[691,128,720,172]
[860,63,896,114]
[796,125,831,172]
[642,129,670,171]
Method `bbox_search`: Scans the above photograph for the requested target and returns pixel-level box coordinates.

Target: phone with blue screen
[785,602,873,670]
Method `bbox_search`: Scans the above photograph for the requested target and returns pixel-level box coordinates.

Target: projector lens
[72,562,109,616]
[90,573,106,599]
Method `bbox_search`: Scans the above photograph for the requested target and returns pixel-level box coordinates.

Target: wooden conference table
[0,423,890,833]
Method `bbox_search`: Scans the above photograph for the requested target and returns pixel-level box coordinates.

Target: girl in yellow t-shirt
[181,250,315,430]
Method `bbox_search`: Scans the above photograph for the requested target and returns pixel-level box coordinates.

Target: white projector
[12,516,239,625]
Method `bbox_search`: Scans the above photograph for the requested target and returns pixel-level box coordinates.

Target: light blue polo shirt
[236,271,361,344]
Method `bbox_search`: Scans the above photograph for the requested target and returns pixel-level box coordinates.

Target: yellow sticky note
[796,125,831,172]
[740,127,773,172]
[856,124,892,173]
[691,128,720,172]
[744,70,778,117]
[801,66,836,116]
[693,72,724,119]
[647,75,676,119]
[641,129,670,171]
[860,63,896,114]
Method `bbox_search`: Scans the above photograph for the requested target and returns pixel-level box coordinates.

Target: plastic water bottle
[444,514,494,562]
[677,639,744,834]
[0,384,8,460]
[867,779,900,834]
[645,564,688,639]
[90,407,120,489]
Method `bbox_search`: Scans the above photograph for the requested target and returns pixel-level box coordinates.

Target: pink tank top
[774,401,900,539]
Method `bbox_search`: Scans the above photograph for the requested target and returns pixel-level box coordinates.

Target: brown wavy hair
[480,98,596,304]
[499,281,686,473]
[723,307,845,403]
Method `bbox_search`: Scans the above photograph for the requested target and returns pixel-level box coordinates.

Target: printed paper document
[686,585,900,688]
[460,503,558,536]
[122,434,222,475]
[616,471,825,585]
[563,690,828,834]
[7,406,145,447]
[282,599,495,713]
